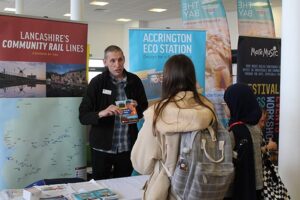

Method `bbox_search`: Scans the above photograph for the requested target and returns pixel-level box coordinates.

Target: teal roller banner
[129,29,206,102]
[180,0,232,126]
[237,0,275,37]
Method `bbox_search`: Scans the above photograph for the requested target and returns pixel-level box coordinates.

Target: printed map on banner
[0,98,86,189]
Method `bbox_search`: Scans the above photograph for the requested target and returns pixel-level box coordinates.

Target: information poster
[0,15,87,98]
[0,14,87,189]
[237,36,281,142]
[129,29,206,102]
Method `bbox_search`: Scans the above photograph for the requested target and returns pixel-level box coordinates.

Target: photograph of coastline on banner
[0,61,86,98]
[0,61,46,98]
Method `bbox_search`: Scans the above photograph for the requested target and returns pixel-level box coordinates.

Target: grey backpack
[163,123,234,200]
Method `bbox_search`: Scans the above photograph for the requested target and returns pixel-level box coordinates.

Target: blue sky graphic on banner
[237,0,275,37]
[129,29,206,101]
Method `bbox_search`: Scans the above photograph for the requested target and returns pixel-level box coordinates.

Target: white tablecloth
[0,175,149,200]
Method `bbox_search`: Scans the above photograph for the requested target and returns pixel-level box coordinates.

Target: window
[88,58,105,82]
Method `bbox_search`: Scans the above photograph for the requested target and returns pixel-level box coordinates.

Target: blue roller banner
[129,29,206,102]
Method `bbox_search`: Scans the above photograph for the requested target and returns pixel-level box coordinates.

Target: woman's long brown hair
[152,54,216,135]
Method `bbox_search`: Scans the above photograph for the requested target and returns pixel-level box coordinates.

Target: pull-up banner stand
[0,14,88,189]
[129,29,206,103]
[180,0,233,126]
[237,36,281,143]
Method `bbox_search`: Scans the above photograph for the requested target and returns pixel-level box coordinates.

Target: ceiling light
[116,18,132,22]
[252,2,268,7]
[4,7,16,12]
[90,1,109,6]
[149,8,167,13]
[64,13,71,17]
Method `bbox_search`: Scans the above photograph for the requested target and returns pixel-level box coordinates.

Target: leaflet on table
[72,188,118,200]
[115,99,139,124]
[27,179,110,200]
[3,189,23,199]
[40,195,68,200]
[34,184,74,199]
[23,187,41,200]
[69,179,104,193]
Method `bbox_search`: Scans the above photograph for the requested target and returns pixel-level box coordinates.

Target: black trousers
[91,148,133,180]
[223,190,262,200]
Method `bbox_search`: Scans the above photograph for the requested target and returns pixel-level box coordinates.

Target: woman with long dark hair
[131,54,216,199]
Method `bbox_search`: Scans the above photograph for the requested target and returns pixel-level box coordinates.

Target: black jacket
[79,68,148,150]
[231,124,257,200]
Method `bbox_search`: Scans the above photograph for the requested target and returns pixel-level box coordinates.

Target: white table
[97,175,148,200]
[0,175,148,200]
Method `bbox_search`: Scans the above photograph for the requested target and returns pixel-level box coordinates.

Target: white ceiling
[0,0,282,24]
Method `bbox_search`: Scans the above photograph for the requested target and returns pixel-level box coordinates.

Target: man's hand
[98,105,121,118]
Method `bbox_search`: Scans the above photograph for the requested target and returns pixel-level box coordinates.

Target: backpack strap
[160,160,172,178]
[160,161,183,200]
[190,131,198,147]
[159,131,198,178]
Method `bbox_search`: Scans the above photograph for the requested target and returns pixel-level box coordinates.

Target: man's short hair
[104,45,123,58]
